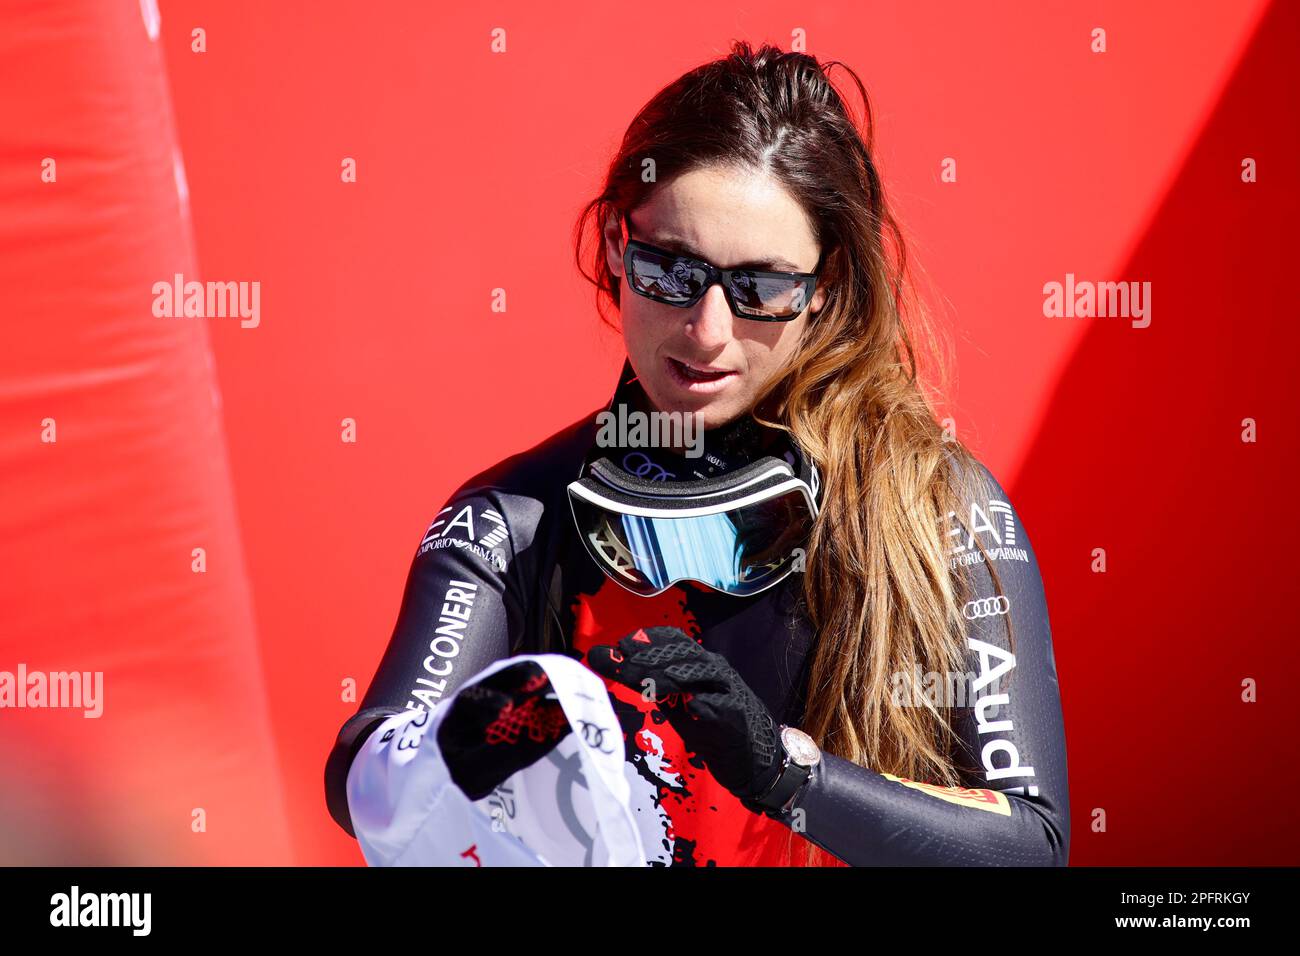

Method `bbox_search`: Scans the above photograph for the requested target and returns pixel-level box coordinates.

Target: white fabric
[346,653,648,866]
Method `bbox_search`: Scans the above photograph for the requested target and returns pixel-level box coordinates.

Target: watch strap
[746,727,815,816]
[756,759,812,816]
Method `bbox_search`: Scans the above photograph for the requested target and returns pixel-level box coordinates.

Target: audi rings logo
[963,595,1011,620]
[622,451,675,481]
[578,719,616,755]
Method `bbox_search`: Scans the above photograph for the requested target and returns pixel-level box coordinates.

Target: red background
[1,0,1295,865]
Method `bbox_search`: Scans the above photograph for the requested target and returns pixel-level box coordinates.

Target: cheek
[623,300,673,346]
[750,319,804,359]
[734,321,807,381]
[620,301,660,359]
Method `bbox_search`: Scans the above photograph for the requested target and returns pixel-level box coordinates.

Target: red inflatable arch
[0,0,291,864]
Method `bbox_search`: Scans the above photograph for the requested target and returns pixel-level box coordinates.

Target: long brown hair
[573,40,1012,865]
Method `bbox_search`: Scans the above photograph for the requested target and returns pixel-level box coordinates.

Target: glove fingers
[478,659,551,697]
[618,628,730,693]
[584,643,625,681]
[661,661,731,695]
[587,641,691,698]
[440,698,574,802]
[438,685,509,738]
[590,627,785,803]
[659,690,727,737]
[438,672,567,740]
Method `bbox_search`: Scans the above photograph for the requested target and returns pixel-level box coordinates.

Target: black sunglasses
[620,216,821,322]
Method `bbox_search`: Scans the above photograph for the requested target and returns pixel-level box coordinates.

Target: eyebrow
[633,225,807,273]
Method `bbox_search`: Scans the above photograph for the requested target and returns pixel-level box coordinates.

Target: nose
[683,284,734,351]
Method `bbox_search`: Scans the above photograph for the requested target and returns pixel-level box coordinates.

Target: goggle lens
[568,482,814,598]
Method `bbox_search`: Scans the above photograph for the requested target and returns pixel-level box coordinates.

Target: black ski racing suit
[324,363,1070,866]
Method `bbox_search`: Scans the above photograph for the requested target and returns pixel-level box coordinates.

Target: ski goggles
[567,453,820,597]
[621,218,821,321]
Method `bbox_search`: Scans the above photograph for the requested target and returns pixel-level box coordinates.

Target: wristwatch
[747,725,821,817]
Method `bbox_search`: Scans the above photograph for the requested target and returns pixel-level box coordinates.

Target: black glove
[586,626,784,806]
[435,660,572,801]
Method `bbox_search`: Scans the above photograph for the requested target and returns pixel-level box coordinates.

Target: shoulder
[944,451,1029,557]
[945,449,1006,509]
[411,409,601,571]
[450,408,601,501]
[943,450,1043,590]
[944,449,1050,620]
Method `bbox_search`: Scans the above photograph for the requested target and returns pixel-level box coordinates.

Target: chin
[696,401,735,424]
[638,369,752,426]
[644,377,717,416]
[692,400,750,432]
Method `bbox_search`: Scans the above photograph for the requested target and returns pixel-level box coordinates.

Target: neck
[599,359,786,479]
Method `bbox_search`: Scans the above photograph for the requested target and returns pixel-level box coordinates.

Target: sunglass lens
[728,273,809,319]
[628,247,707,305]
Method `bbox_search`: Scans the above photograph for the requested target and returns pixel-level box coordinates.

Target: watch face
[781,726,821,766]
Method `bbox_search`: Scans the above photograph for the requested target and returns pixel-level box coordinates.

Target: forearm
[325,483,531,837]
[789,751,1068,866]
[781,460,1070,867]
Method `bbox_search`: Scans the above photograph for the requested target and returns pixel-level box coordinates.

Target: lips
[670,357,731,379]
[664,356,739,394]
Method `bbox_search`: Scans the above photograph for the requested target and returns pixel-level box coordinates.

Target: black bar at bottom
[0,865,1290,941]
